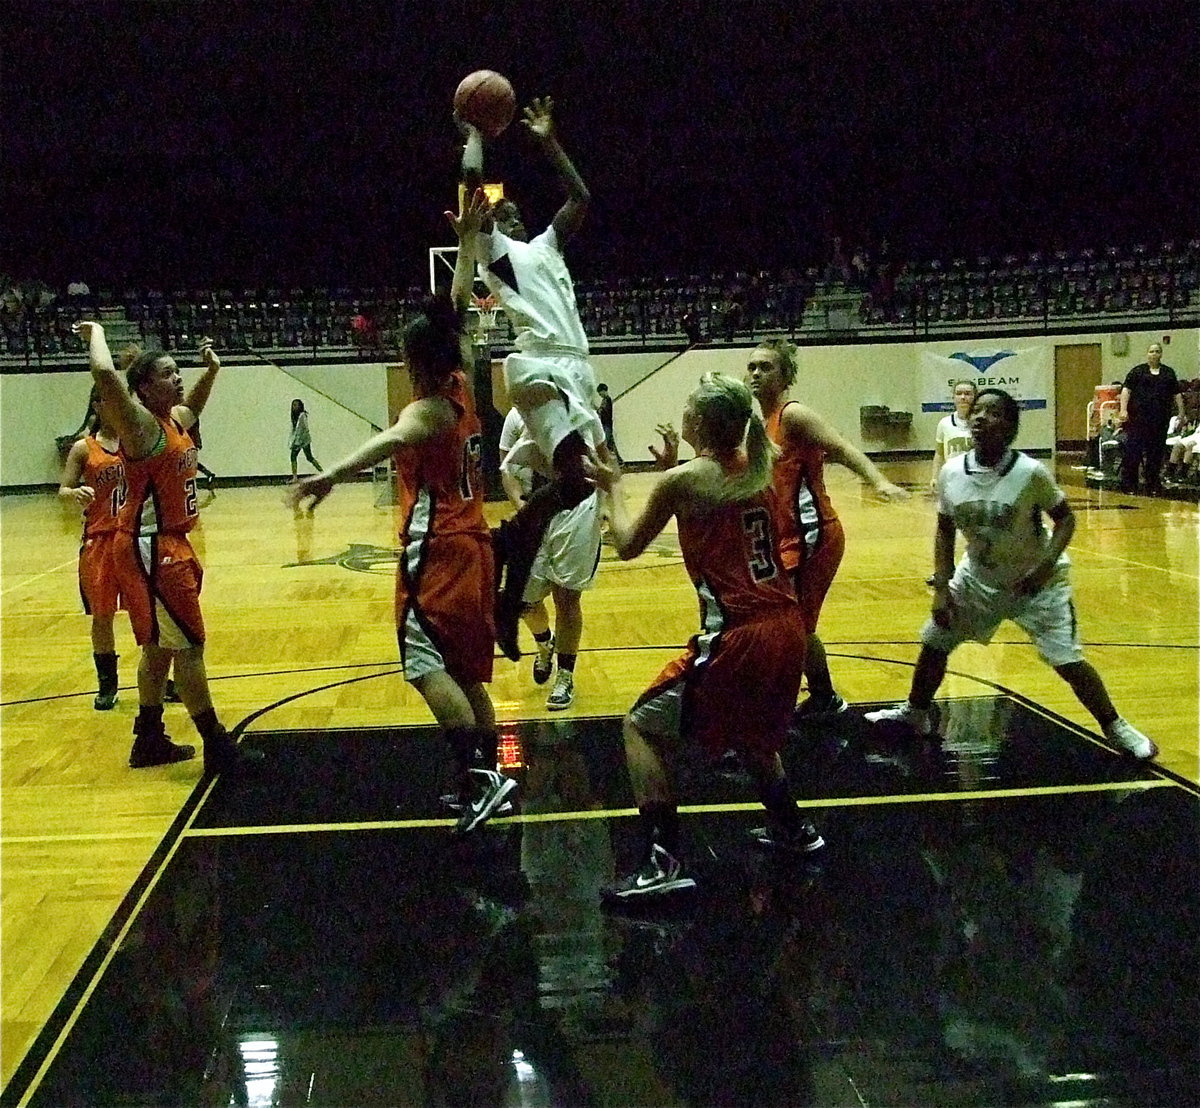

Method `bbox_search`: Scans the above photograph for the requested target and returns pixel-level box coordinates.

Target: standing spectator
[595,383,621,463]
[289,399,323,480]
[1119,342,1185,494]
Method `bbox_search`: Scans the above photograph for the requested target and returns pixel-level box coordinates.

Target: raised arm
[73,321,160,458]
[522,97,590,243]
[783,403,910,501]
[446,187,490,374]
[586,450,680,560]
[175,337,220,428]
[459,118,484,198]
[288,398,455,510]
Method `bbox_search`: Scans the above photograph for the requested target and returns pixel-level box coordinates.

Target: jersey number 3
[742,507,779,581]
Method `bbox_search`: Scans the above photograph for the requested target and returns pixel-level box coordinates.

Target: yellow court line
[13,774,222,1108]
[1071,543,1200,582]
[1,832,165,845]
[0,556,80,597]
[183,777,1176,838]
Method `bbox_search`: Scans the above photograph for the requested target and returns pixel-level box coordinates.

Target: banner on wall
[920,347,1051,412]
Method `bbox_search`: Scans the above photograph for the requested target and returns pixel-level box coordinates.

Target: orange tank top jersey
[766,400,839,571]
[117,417,199,536]
[394,372,487,543]
[80,436,126,538]
[677,486,796,627]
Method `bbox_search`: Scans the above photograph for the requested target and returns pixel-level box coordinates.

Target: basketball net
[471,293,498,344]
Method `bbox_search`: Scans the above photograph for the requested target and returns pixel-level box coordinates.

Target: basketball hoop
[471,294,498,343]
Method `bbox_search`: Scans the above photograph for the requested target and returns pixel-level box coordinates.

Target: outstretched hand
[445,187,490,241]
[582,446,620,494]
[287,473,334,512]
[872,479,911,502]
[649,423,679,469]
[72,320,100,342]
[521,96,555,141]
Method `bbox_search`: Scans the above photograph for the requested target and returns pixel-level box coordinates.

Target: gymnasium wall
[1,326,1195,488]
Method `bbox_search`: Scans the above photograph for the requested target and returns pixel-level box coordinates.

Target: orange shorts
[113,531,205,649]
[396,532,494,685]
[791,517,845,632]
[79,533,122,618]
[629,607,806,760]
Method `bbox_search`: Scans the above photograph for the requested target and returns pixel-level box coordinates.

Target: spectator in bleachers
[1118,342,1186,495]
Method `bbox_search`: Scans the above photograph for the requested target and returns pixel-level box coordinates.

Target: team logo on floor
[286,543,399,574]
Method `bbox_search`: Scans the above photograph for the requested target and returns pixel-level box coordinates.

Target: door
[1054,343,1103,450]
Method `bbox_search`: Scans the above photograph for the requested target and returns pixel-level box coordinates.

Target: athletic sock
[758,777,803,833]
[639,801,680,860]
[190,707,224,745]
[556,652,577,673]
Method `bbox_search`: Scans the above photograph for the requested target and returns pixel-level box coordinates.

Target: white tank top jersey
[936,413,973,461]
[477,226,589,355]
[936,449,1070,590]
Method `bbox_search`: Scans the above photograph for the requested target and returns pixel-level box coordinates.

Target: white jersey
[477,226,589,355]
[937,449,1069,590]
[935,414,973,461]
[499,406,554,479]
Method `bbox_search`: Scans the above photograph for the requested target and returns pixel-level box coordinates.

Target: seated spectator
[1096,412,1126,480]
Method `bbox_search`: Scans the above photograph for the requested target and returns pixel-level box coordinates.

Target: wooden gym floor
[2,459,1197,1105]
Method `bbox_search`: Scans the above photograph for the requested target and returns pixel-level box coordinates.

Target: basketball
[454,70,516,138]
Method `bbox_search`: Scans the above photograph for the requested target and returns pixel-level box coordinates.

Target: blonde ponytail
[689,372,778,506]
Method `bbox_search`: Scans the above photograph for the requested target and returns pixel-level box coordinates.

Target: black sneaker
[93,685,118,711]
[440,791,514,816]
[454,769,518,835]
[129,730,196,768]
[532,636,555,685]
[793,693,848,720]
[602,844,697,902]
[749,819,826,855]
[203,729,265,776]
[163,679,182,703]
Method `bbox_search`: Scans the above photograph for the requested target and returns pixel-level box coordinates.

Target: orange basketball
[454,70,516,138]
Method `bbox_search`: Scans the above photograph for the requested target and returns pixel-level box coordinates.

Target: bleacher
[3,238,1197,363]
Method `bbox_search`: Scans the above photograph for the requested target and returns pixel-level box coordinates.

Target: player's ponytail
[690,372,778,505]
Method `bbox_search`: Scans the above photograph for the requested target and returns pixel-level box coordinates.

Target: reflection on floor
[14,698,1199,1108]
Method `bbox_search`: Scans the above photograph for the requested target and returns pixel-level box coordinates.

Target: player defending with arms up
[77,323,259,774]
[587,373,824,903]
[291,191,515,834]
[866,388,1157,760]
[459,95,606,662]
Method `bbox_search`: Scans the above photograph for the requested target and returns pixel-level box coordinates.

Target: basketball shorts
[522,492,603,604]
[79,532,122,618]
[790,517,845,633]
[504,351,603,460]
[396,532,495,684]
[629,607,806,760]
[113,531,205,649]
[920,568,1083,667]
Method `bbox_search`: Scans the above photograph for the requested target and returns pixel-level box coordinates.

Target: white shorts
[522,492,603,603]
[920,569,1084,667]
[504,351,603,460]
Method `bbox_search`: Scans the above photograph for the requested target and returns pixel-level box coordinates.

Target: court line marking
[1,832,166,845]
[10,773,222,1108]
[0,556,79,597]
[181,777,1176,838]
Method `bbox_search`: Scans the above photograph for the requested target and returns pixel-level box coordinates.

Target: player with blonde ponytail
[585,372,823,903]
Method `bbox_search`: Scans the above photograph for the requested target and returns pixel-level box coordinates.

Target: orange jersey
[80,436,126,538]
[677,486,796,626]
[394,372,487,544]
[766,400,839,572]
[118,417,200,536]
